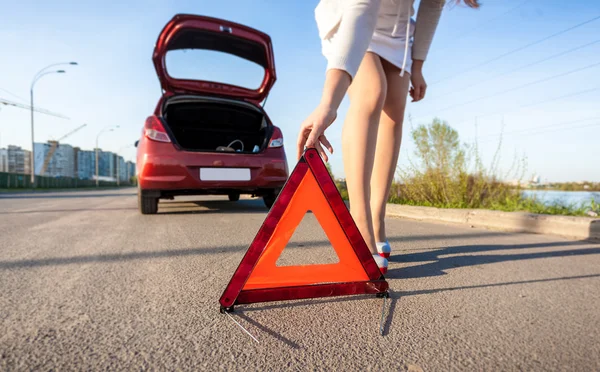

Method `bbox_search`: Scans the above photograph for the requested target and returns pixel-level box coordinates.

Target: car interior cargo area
[163,98,270,153]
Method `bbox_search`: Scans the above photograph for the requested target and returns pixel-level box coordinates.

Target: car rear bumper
[137,151,288,194]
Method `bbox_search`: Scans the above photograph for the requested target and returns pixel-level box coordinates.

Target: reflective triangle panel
[243,167,369,289]
[219,148,386,308]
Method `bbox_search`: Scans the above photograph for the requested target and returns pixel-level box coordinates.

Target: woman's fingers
[413,85,422,102]
[296,126,333,161]
[316,135,332,162]
[418,84,427,101]
[319,134,333,154]
[297,105,337,160]
[296,124,310,160]
[305,125,322,151]
[410,84,427,102]
[315,142,329,162]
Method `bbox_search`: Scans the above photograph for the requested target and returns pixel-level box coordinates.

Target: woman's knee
[382,99,407,126]
[381,66,410,126]
[348,54,387,114]
[349,79,387,114]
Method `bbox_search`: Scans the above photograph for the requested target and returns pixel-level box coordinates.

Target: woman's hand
[409,60,427,102]
[296,69,351,161]
[296,103,336,161]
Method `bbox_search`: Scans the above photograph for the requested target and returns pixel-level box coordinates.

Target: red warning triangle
[219,148,388,310]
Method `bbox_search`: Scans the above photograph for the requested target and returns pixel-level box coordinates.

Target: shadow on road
[263,231,514,250]
[387,241,600,278]
[157,200,267,215]
[235,273,599,338]
[229,293,398,341]
[0,207,137,214]
[590,220,599,242]
[234,312,302,349]
[0,198,266,215]
[236,274,600,312]
[395,273,600,297]
[0,192,136,199]
[1,235,597,272]
[0,245,246,270]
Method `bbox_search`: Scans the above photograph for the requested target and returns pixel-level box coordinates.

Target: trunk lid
[152,14,276,103]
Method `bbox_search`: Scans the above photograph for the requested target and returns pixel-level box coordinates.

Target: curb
[385,204,600,241]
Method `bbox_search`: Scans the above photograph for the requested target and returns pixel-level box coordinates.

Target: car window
[166,49,265,90]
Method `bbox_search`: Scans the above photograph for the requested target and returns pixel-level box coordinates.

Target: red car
[136,14,289,214]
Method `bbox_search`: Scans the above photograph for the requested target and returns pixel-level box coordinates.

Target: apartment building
[34,141,75,177]
[0,148,8,172]
[7,145,31,174]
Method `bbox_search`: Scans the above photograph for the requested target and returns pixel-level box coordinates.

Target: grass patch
[392,119,599,217]
[335,118,599,217]
[486,197,599,217]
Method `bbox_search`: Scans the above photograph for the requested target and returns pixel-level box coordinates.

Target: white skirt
[367,31,413,75]
[322,28,414,76]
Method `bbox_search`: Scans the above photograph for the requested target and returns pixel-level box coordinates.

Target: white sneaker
[376,241,391,258]
[372,254,388,274]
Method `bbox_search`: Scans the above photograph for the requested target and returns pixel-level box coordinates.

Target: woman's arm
[412,0,445,62]
[297,0,381,160]
[410,0,445,101]
[295,70,347,161]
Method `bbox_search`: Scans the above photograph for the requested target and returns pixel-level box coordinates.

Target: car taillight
[144,116,171,143]
[268,127,284,148]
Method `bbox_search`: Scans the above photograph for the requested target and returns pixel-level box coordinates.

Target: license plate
[200,168,251,181]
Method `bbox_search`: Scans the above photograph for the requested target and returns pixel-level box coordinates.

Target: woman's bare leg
[370,59,410,243]
[343,52,387,255]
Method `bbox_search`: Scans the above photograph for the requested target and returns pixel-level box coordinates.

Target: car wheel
[228,193,240,202]
[263,192,277,210]
[138,188,158,215]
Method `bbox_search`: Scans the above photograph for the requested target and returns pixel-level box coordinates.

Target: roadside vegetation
[334,118,599,217]
[537,182,600,192]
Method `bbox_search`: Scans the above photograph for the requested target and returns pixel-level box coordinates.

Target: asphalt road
[1,189,599,371]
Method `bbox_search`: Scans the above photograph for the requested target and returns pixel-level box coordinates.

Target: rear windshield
[165,29,267,90]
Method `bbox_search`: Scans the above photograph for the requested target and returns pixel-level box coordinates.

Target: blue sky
[1,0,599,182]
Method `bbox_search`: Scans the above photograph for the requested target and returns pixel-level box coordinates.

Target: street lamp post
[30,61,77,187]
[116,156,120,187]
[95,126,119,187]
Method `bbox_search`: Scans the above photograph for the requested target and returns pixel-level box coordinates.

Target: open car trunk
[162,96,270,153]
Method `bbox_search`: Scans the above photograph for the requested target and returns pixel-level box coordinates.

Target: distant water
[522,190,600,206]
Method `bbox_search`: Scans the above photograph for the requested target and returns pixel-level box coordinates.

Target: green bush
[334,118,597,216]
[390,118,520,209]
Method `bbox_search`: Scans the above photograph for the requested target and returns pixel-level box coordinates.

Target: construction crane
[0,97,70,119]
[40,124,87,175]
